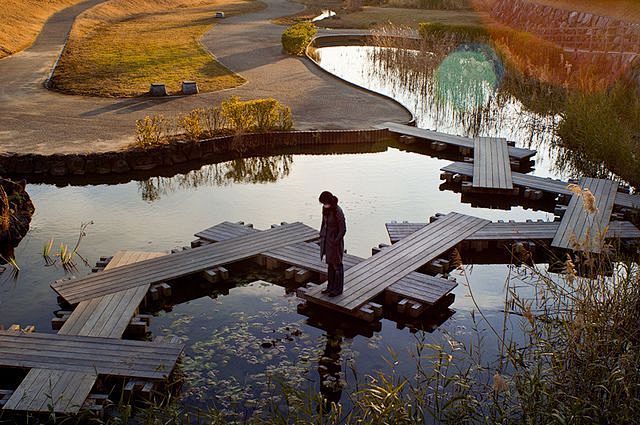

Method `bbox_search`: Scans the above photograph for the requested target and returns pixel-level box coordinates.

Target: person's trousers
[327,263,344,294]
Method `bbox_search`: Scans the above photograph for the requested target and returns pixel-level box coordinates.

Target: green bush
[281,22,317,56]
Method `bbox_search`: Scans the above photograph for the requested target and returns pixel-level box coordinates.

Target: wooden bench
[53,222,319,305]
[551,177,618,253]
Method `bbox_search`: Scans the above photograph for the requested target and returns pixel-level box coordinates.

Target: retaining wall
[0,129,391,178]
[490,0,640,79]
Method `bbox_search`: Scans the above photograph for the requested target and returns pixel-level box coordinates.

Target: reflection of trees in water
[138,155,293,201]
[367,45,559,146]
[361,44,612,180]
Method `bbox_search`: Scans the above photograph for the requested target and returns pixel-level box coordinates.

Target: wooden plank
[380,122,536,160]
[60,251,165,338]
[471,137,513,192]
[304,213,489,312]
[53,223,319,304]
[0,332,182,378]
[4,251,173,414]
[386,220,640,244]
[198,222,458,307]
[552,178,618,252]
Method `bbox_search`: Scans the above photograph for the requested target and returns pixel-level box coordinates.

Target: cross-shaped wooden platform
[2,250,174,414]
[302,213,489,314]
[53,222,319,305]
[195,221,459,310]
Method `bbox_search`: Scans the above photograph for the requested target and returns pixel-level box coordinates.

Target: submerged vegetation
[134,97,294,148]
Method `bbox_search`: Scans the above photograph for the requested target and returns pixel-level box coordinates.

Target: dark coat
[320,205,346,265]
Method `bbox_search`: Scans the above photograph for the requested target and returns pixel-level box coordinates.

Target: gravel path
[0,0,410,155]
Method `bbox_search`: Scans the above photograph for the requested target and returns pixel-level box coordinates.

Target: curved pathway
[0,0,410,155]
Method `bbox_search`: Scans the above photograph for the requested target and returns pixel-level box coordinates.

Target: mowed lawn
[1,0,84,58]
[52,0,265,97]
[321,7,485,29]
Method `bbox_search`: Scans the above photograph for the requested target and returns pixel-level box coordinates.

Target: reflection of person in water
[319,191,346,297]
[318,332,343,410]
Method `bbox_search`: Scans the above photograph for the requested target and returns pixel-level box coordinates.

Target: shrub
[281,22,317,56]
[220,96,294,133]
[134,115,169,148]
[178,109,206,141]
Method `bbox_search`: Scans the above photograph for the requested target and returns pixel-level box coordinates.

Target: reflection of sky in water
[0,44,575,415]
[316,45,565,179]
[0,148,548,413]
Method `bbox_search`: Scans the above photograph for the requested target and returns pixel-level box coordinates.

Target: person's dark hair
[319,191,338,205]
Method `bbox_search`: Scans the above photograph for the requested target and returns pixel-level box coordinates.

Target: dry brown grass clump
[0,0,83,59]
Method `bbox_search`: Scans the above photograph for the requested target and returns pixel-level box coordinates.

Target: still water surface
[0,43,566,416]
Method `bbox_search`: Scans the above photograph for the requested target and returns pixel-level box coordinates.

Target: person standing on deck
[319,191,346,297]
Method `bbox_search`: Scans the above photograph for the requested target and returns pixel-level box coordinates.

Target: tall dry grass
[0,0,83,59]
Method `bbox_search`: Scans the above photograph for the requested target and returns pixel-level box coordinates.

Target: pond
[313,44,601,181]
[0,43,576,419]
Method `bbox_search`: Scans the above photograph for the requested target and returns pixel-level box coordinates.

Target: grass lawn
[321,7,485,29]
[274,1,485,29]
[51,0,265,97]
[1,0,84,59]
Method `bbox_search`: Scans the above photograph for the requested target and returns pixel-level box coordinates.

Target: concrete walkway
[0,0,410,155]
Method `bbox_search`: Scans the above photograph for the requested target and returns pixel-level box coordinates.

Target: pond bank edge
[306,34,417,126]
[0,129,392,179]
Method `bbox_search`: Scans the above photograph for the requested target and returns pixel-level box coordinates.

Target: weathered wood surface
[4,251,168,414]
[60,251,166,337]
[195,222,457,306]
[551,178,618,252]
[53,222,319,304]
[386,220,640,244]
[379,122,536,160]
[303,213,490,313]
[441,161,640,209]
[2,369,97,414]
[472,137,514,192]
[0,331,182,379]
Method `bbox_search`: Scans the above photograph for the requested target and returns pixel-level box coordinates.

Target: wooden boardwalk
[302,213,489,314]
[0,332,182,379]
[3,250,169,414]
[59,251,166,337]
[386,220,640,244]
[378,122,537,161]
[441,161,640,209]
[195,222,457,307]
[471,137,515,194]
[551,177,618,252]
[53,222,318,305]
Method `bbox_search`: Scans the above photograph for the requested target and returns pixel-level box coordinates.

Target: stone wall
[490,0,640,81]
[0,129,390,178]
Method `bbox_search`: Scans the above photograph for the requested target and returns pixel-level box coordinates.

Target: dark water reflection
[0,146,547,417]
